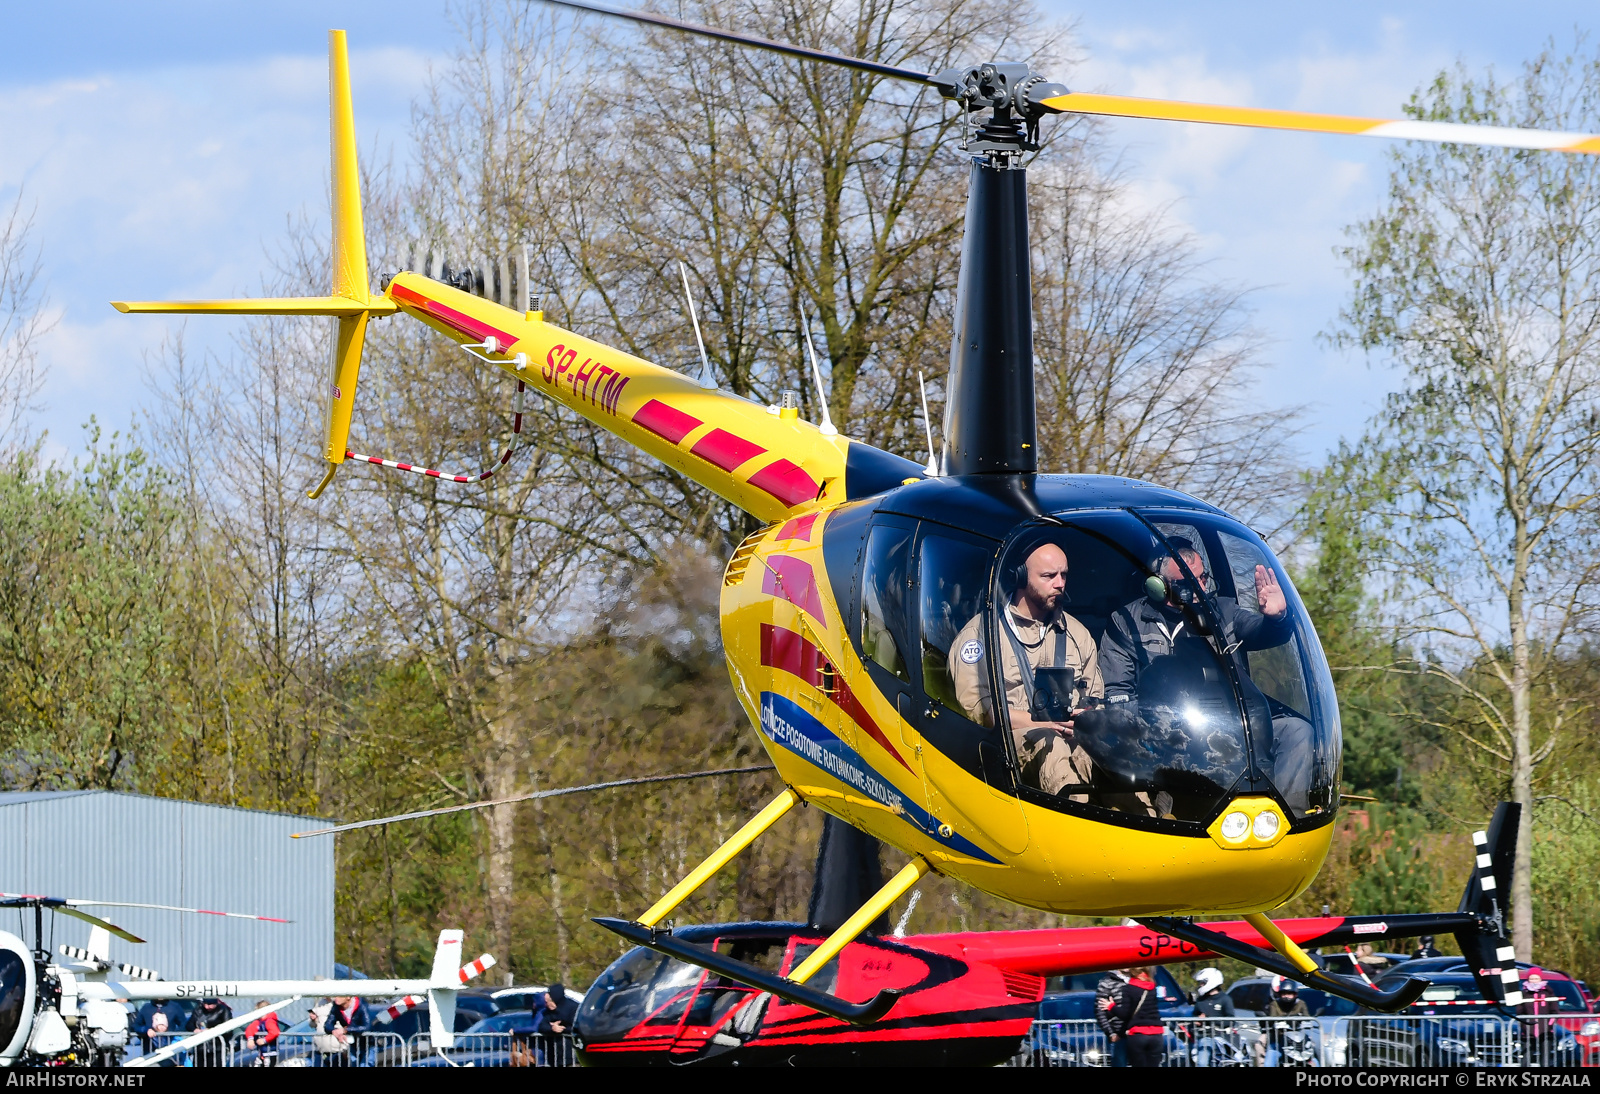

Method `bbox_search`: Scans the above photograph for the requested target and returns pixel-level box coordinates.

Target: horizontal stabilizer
[111,297,397,317]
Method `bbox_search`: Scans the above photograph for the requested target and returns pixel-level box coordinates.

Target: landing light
[1220,812,1249,841]
[1253,811,1280,840]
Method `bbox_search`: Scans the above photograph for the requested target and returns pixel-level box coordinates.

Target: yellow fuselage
[721,509,1330,916]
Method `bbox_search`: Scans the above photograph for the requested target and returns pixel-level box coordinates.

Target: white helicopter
[0,893,491,1067]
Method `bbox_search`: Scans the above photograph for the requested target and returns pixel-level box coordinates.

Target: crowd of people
[129,981,577,1067]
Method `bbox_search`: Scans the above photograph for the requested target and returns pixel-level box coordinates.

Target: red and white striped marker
[347,382,527,484]
[380,995,424,1022]
[376,954,496,1024]
[459,953,496,983]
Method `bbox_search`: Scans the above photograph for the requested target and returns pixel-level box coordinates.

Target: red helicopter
[573,806,1519,1066]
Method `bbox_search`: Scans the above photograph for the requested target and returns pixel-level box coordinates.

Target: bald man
[948,543,1104,798]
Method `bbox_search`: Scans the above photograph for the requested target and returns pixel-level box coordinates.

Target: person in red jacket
[1112,967,1166,1067]
[244,1002,280,1067]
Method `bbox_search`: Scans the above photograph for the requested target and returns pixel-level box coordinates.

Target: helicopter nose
[1209,797,1287,850]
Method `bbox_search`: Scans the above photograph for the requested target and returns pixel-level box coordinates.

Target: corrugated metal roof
[0,791,99,805]
[0,789,331,823]
[0,791,333,984]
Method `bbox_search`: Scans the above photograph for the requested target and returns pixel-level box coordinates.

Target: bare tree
[0,193,49,449]
[1029,153,1302,532]
[1334,47,1600,959]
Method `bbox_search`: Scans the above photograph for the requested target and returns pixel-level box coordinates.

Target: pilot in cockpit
[1098,539,1313,811]
[948,542,1104,799]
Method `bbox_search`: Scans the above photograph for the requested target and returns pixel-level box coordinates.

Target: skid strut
[595,789,925,1024]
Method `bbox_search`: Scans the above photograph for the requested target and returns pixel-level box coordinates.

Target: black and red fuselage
[573,912,1480,1066]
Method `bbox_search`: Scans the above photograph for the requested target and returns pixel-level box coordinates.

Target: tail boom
[383,271,851,523]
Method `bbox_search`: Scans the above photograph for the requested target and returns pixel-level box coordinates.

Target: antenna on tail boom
[678,261,716,389]
[802,314,837,437]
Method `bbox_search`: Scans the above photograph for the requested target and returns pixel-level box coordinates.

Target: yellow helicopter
[113,9,1595,1023]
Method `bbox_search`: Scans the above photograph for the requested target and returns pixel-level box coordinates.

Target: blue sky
[1,1,1593,466]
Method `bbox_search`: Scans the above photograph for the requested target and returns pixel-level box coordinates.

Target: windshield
[574,948,704,1041]
[0,949,23,1055]
[954,508,1338,823]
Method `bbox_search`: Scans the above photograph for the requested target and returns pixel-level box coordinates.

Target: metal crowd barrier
[403,1032,578,1067]
[1010,1014,1600,1067]
[133,1030,414,1067]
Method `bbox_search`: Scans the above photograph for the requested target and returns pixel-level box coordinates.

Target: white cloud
[0,45,434,455]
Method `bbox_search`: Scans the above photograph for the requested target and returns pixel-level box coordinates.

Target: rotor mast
[938,64,1061,476]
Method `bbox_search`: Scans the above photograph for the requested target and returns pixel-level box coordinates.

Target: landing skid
[1137,915,1429,1011]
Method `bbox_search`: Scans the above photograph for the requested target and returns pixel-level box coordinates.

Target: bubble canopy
[833,476,1341,833]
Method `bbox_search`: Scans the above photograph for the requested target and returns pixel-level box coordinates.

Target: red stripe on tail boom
[690,428,767,471]
[390,282,518,347]
[633,399,703,445]
[748,458,821,507]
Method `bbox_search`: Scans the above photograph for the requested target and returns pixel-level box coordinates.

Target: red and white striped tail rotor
[346,380,527,485]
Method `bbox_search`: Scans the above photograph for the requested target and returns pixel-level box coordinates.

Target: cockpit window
[919,533,991,717]
[861,525,913,682]
[961,508,1339,825]
[574,949,703,1041]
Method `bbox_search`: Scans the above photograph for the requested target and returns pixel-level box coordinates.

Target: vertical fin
[320,30,370,477]
[328,30,369,306]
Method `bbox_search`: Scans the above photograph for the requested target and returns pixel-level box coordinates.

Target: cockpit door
[906,524,1029,855]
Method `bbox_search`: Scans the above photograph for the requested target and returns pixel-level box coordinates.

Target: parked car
[1030,993,1108,1066]
[1350,973,1585,1067]
[1030,977,1191,1067]
[1227,976,1358,1019]
[1377,955,1475,979]
[1318,950,1407,979]
[465,1010,537,1035]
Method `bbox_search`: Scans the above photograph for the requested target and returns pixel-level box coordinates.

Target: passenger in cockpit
[948,543,1104,798]
[1098,539,1313,811]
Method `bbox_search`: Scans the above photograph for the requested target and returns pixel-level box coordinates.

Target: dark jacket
[322,999,372,1036]
[1194,992,1236,1018]
[134,1000,188,1050]
[1100,594,1292,702]
[1112,976,1163,1032]
[1094,973,1129,1037]
[1518,989,1559,1035]
[535,984,579,1038]
[187,999,233,1032]
[1266,997,1311,1018]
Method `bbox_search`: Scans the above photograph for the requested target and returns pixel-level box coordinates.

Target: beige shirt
[948,604,1104,726]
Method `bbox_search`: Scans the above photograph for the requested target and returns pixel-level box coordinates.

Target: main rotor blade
[54,906,146,945]
[291,764,778,838]
[1039,91,1600,155]
[69,901,291,924]
[538,0,933,85]
[0,892,289,923]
